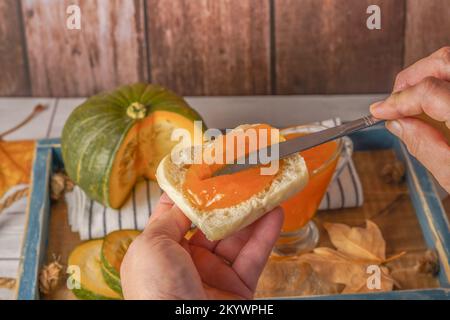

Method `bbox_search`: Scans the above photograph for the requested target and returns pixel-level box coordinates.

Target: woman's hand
[370,46,450,193]
[120,193,283,300]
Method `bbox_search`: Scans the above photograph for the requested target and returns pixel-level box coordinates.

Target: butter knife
[214,115,383,176]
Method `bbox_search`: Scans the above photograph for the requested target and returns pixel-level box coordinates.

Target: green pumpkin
[68,240,122,300]
[101,230,140,279]
[100,230,140,294]
[61,83,204,208]
[101,264,122,295]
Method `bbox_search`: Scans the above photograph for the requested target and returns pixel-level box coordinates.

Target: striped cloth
[66,180,161,240]
[66,118,363,240]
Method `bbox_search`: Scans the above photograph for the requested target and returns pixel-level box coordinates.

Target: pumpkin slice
[62,83,204,208]
[101,230,141,278]
[108,110,199,208]
[142,110,200,180]
[68,239,122,300]
[101,263,122,295]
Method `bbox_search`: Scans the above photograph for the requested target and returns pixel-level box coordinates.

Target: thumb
[386,117,450,192]
[143,203,192,243]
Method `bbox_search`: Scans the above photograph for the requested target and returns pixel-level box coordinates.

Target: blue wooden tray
[15,126,450,299]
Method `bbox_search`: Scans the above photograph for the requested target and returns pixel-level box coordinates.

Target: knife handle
[336,115,384,136]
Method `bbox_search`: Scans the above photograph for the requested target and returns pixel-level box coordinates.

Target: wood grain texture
[42,199,79,300]
[21,0,148,97]
[146,0,271,96]
[404,0,450,66]
[0,1,30,96]
[275,0,405,94]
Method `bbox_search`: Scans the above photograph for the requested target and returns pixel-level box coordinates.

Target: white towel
[66,180,161,240]
[317,118,363,210]
[66,118,363,240]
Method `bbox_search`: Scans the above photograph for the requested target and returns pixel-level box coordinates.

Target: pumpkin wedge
[68,239,122,300]
[62,83,204,208]
[101,229,140,279]
[101,263,122,295]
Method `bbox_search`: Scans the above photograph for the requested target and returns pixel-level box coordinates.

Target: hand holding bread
[121,193,284,299]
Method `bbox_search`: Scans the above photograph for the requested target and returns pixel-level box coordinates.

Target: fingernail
[386,120,402,136]
[369,101,384,114]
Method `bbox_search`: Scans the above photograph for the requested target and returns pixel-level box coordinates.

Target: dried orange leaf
[323,220,386,263]
[0,140,35,200]
[256,256,341,297]
[298,247,394,294]
[299,247,369,290]
[341,266,394,293]
[295,221,400,294]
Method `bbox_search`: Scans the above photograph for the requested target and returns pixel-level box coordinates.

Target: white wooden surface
[0,95,446,299]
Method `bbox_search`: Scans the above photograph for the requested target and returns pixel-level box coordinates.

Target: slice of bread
[156,124,309,241]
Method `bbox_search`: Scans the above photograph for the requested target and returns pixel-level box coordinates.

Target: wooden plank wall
[404,0,450,67]
[21,0,148,97]
[147,0,271,96]
[274,0,405,94]
[0,1,30,96]
[0,0,449,97]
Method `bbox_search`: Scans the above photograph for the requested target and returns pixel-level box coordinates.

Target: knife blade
[213,115,383,176]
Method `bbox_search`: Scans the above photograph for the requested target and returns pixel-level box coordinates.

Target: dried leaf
[0,105,46,202]
[380,161,405,184]
[324,220,386,263]
[298,248,364,288]
[415,250,439,275]
[298,247,394,293]
[50,173,66,200]
[39,257,64,295]
[0,188,28,213]
[0,277,16,290]
[0,140,35,200]
[256,256,341,297]
[50,172,75,201]
[293,221,406,294]
[0,104,47,140]
[385,250,440,290]
[390,268,439,290]
[341,266,395,293]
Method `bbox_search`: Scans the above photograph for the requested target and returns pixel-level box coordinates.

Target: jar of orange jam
[274,124,346,255]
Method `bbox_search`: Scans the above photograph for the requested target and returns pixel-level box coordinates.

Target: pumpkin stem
[126,102,146,120]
